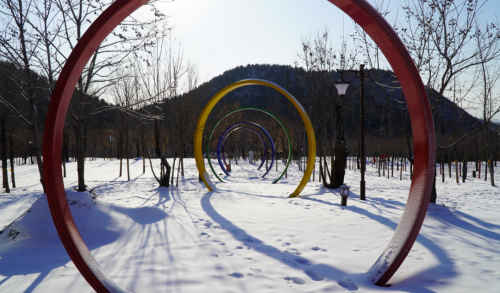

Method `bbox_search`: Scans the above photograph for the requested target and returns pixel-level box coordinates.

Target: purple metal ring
[220,127,267,170]
[216,122,275,178]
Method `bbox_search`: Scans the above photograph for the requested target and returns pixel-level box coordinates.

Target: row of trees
[3,0,500,206]
[0,0,189,192]
[285,0,500,202]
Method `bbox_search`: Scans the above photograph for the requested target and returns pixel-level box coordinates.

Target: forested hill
[1,61,482,141]
[179,63,481,138]
[0,60,115,145]
[192,64,293,110]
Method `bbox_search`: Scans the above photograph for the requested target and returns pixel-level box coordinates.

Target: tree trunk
[462,159,468,182]
[409,156,413,180]
[319,156,322,183]
[391,156,394,178]
[181,144,185,176]
[171,155,177,186]
[126,132,130,181]
[154,119,161,158]
[430,167,437,203]
[490,159,495,186]
[1,118,10,193]
[176,155,181,187]
[400,158,403,181]
[119,135,123,177]
[76,119,86,192]
[62,131,69,178]
[9,133,15,188]
[161,156,171,187]
[142,131,146,174]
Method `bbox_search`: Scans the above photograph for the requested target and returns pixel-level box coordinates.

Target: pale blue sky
[155,0,368,81]
[153,0,500,85]
[133,0,500,120]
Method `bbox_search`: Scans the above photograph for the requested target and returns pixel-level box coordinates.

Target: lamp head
[335,79,350,97]
[340,184,350,197]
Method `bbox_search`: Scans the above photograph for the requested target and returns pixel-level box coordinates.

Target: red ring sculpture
[43,0,435,291]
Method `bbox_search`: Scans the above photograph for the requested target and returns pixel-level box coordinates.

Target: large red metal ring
[43,0,434,291]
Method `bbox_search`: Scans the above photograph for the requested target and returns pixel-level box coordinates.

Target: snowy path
[1,158,500,292]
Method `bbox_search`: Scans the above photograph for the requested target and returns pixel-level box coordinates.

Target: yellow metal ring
[194,79,316,198]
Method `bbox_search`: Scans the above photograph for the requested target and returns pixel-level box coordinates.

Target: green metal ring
[206,107,292,184]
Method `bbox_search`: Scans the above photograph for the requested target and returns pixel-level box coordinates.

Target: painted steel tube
[195,80,315,197]
[42,0,433,290]
[42,0,146,291]
[207,107,292,184]
[220,127,267,171]
[327,0,435,286]
[216,122,275,177]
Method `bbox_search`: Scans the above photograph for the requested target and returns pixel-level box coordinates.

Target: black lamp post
[333,76,350,188]
[336,64,369,200]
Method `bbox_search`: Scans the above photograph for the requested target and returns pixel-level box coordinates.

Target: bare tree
[353,0,500,201]
[110,68,137,181]
[400,0,500,135]
[48,0,169,191]
[0,0,47,191]
[133,29,190,187]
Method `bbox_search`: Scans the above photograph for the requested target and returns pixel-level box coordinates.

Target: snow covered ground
[1,157,500,292]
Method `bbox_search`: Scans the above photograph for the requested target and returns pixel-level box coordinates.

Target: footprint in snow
[200,232,211,238]
[311,246,321,251]
[294,257,310,265]
[284,248,301,256]
[228,272,244,278]
[284,276,306,285]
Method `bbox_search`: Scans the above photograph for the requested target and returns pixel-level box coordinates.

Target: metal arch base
[43,0,433,291]
[194,79,316,198]
[206,107,293,184]
[216,122,275,178]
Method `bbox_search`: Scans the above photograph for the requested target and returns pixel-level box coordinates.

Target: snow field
[0,157,499,292]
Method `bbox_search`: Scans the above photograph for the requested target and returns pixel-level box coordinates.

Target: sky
[150,0,500,82]
[154,0,369,81]
[130,0,500,120]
